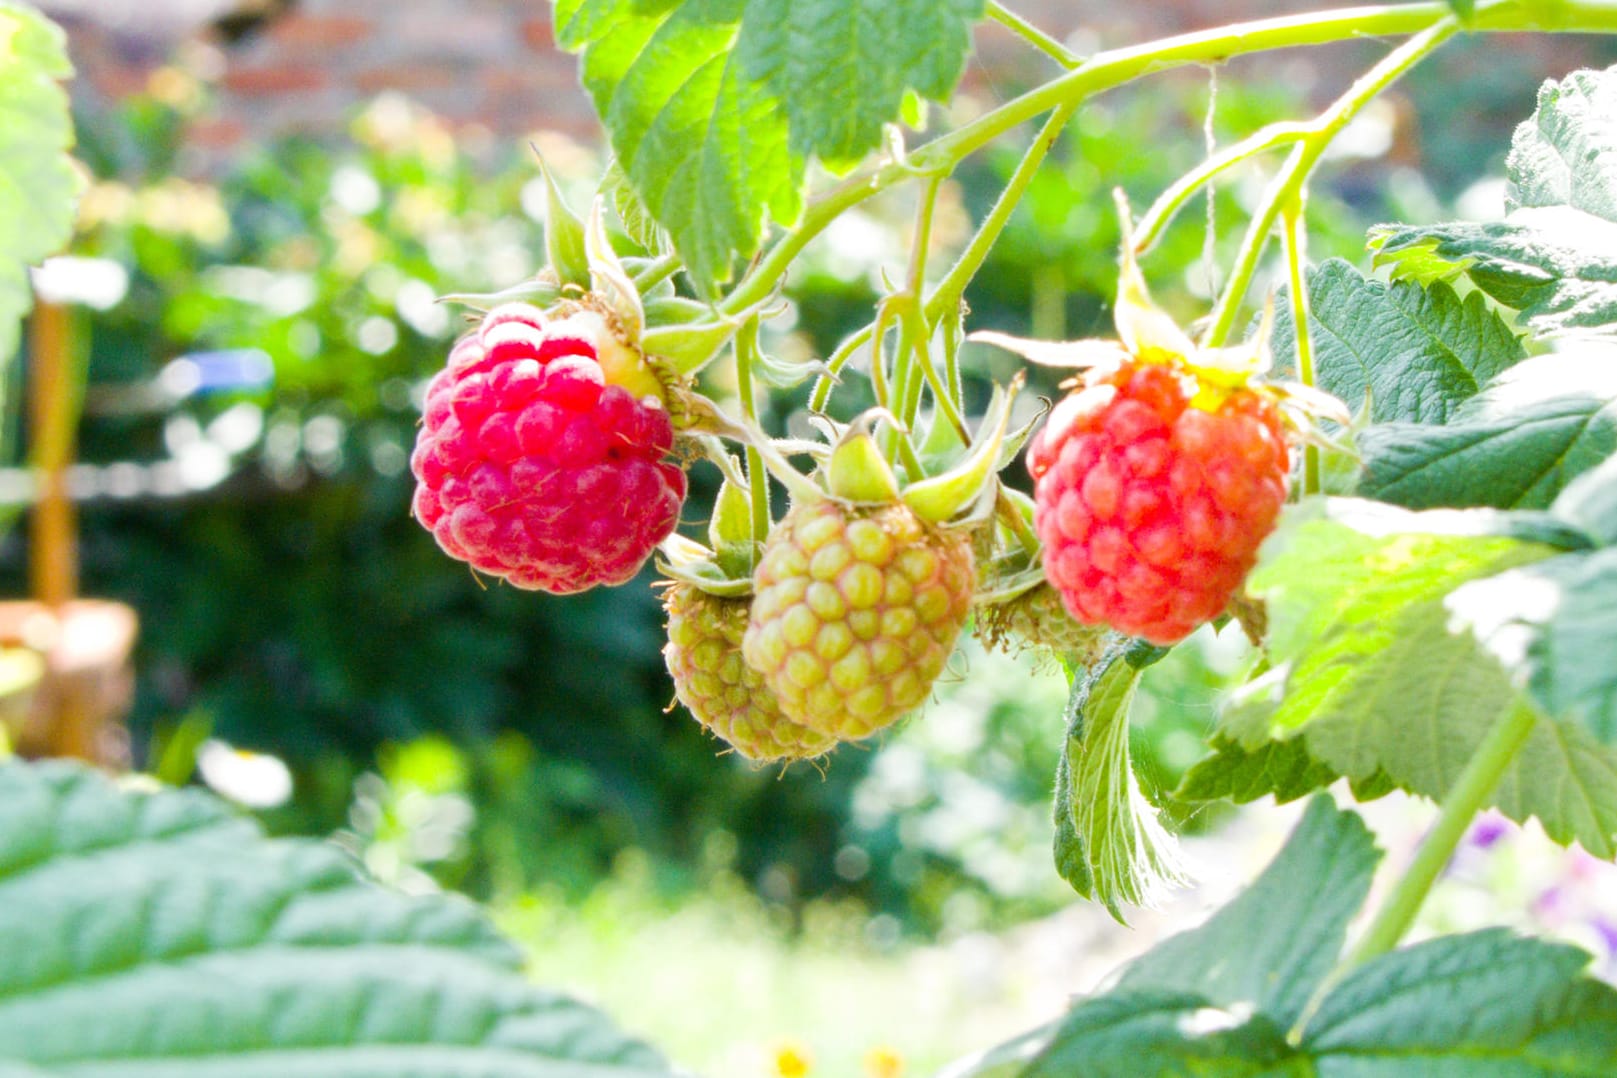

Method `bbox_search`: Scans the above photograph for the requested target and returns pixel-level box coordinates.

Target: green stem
[897,176,971,442]
[630,252,682,293]
[1349,702,1539,967]
[733,316,771,544]
[809,325,874,413]
[1288,699,1541,1046]
[868,302,896,415]
[723,3,1451,322]
[927,100,1079,324]
[1280,197,1322,497]
[907,306,970,440]
[884,307,933,478]
[721,2,1617,322]
[1202,18,1458,346]
[893,175,942,428]
[987,1,1082,68]
[996,486,1040,557]
[941,309,964,404]
[1133,120,1310,254]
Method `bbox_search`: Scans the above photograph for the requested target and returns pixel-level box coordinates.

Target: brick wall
[55,1,1327,154]
[50,1,1609,167]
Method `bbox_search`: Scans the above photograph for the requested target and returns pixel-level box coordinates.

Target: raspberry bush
[512,3,1617,1069]
[12,0,1617,1073]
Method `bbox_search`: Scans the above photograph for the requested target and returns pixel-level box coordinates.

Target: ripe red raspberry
[663,584,835,763]
[742,500,975,741]
[410,302,686,593]
[1026,361,1289,645]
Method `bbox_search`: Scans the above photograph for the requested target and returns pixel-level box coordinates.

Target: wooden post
[29,301,77,608]
[6,302,136,766]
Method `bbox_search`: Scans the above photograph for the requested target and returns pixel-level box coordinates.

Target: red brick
[355,64,459,95]
[522,18,554,51]
[394,12,506,52]
[185,116,248,150]
[89,65,151,99]
[482,67,577,96]
[268,15,372,49]
[223,65,329,95]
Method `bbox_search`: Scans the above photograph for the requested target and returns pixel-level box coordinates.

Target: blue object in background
[159,349,275,400]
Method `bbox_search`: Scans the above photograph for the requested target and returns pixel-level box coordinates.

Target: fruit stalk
[733,316,771,546]
[1201,17,1459,347]
[1281,198,1322,496]
[926,100,1079,326]
[718,1,1617,322]
[985,1,1082,69]
[1348,699,1542,967]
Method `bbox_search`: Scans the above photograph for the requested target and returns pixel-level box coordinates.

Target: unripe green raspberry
[742,500,976,740]
[663,584,835,763]
[978,583,1109,667]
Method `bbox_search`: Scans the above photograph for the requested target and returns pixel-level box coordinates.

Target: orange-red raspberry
[1026,362,1289,645]
[410,302,686,593]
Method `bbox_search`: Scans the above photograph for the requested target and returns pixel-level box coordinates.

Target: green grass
[495,855,1058,1078]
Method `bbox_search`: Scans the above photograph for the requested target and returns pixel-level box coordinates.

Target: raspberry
[663,584,835,763]
[410,302,686,593]
[1026,361,1288,645]
[742,500,975,740]
[978,582,1108,667]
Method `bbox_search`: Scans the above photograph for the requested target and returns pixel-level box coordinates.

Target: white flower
[197,740,293,809]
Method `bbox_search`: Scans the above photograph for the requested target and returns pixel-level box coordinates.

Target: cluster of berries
[665,498,978,761]
[411,290,1294,764]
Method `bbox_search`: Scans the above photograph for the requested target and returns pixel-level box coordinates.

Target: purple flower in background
[1534,884,1570,922]
[1467,812,1511,850]
[1592,917,1617,957]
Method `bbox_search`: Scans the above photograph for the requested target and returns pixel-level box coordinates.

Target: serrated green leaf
[1249,500,1617,855]
[1177,734,1395,807]
[1052,643,1187,921]
[0,3,82,364]
[1506,66,1617,224]
[553,0,984,287]
[961,799,1374,1078]
[601,158,668,254]
[1121,796,1379,1029]
[1452,547,1617,745]
[738,0,983,167]
[1360,349,1617,511]
[965,803,1617,1078]
[1020,990,1304,1078]
[0,761,674,1076]
[1176,734,1340,804]
[1371,207,1617,343]
[1302,929,1617,1072]
[1271,259,1525,424]
[556,0,797,291]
